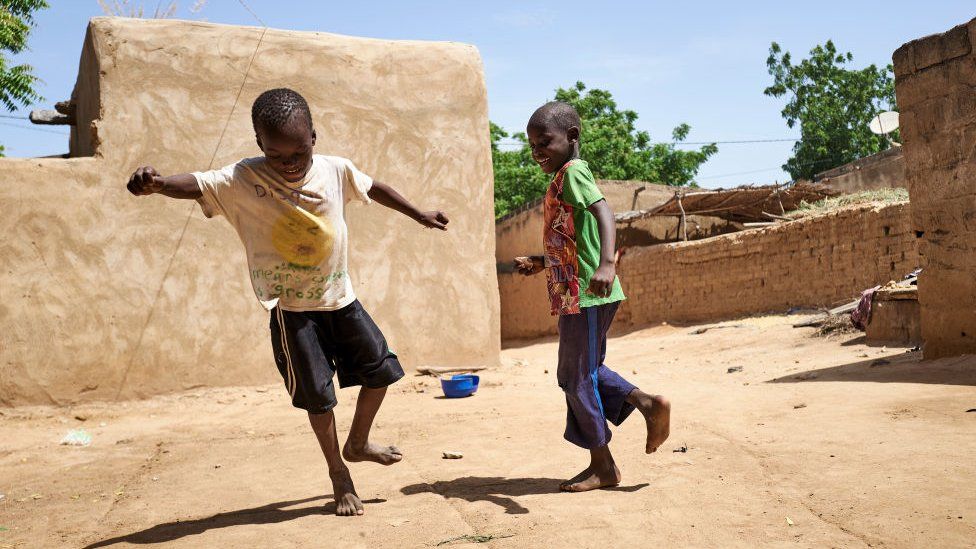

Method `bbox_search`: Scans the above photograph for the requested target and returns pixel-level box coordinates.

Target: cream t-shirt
[194,154,373,311]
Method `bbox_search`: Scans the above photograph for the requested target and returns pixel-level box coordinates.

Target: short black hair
[251,88,313,133]
[528,101,581,133]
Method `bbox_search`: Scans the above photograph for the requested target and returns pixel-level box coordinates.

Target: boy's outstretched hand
[127,166,164,195]
[125,168,201,200]
[417,211,450,230]
[587,263,616,297]
[514,256,544,276]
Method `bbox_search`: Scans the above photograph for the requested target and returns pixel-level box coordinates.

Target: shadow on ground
[83,494,385,547]
[400,476,648,514]
[768,352,976,386]
[501,335,559,350]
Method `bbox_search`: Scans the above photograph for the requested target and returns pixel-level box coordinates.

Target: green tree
[492,82,718,218]
[764,40,896,180]
[491,122,551,219]
[0,0,48,156]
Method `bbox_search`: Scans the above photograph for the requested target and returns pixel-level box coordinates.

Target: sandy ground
[1,314,975,548]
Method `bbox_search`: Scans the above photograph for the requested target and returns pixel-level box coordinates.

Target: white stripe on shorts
[276,307,297,397]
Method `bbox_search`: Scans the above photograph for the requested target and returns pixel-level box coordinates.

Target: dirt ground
[2,314,975,548]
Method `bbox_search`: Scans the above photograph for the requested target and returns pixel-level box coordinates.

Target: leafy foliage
[0,0,47,114]
[764,40,897,180]
[492,82,717,218]
[0,0,48,155]
[491,122,551,219]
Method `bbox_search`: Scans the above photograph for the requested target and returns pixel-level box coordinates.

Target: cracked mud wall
[0,18,499,405]
[893,17,976,359]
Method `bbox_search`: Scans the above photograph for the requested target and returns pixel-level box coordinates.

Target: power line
[0,121,69,135]
[236,0,268,27]
[116,3,269,399]
[495,137,800,150]
[0,114,28,120]
[697,157,838,180]
[673,138,799,145]
[697,166,785,180]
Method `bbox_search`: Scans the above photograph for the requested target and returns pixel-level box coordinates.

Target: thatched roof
[616,182,837,224]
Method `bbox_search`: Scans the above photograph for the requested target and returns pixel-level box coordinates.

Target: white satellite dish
[869,111,900,135]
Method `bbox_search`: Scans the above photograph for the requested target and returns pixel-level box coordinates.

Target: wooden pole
[29,109,73,125]
[677,192,688,241]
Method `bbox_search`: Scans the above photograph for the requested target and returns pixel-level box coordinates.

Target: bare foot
[635,394,671,453]
[559,464,621,492]
[342,440,403,465]
[329,468,364,516]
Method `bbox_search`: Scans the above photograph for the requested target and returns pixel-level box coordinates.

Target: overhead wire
[115,1,270,399]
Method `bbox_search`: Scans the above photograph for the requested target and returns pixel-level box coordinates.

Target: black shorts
[269,299,404,413]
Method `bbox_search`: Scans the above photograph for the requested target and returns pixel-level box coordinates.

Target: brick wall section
[501,202,917,340]
[814,147,906,194]
[615,203,918,327]
[499,272,555,340]
[893,18,976,358]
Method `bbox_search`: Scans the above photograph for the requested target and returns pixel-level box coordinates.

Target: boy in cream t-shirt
[127,88,449,516]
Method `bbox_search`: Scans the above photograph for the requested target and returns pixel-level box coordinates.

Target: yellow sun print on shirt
[271,207,335,268]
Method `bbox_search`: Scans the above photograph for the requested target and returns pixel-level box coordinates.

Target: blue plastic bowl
[440,374,480,398]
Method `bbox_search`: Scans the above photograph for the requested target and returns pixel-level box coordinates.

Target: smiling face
[526,120,580,175]
[256,117,316,183]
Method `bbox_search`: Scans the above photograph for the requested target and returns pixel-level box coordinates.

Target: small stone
[794,403,807,409]
[442,451,463,459]
[214,464,222,469]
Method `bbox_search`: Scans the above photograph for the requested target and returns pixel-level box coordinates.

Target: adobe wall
[893,18,976,359]
[814,147,906,194]
[0,18,499,405]
[496,180,692,340]
[494,180,670,263]
[501,203,916,340]
[615,203,918,326]
[498,210,739,341]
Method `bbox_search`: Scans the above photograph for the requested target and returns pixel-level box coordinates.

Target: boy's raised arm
[586,198,616,298]
[127,166,202,200]
[366,180,449,230]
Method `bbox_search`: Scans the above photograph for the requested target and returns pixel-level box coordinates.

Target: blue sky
[2,1,973,187]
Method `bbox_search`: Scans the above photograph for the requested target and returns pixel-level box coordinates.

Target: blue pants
[557,301,637,449]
